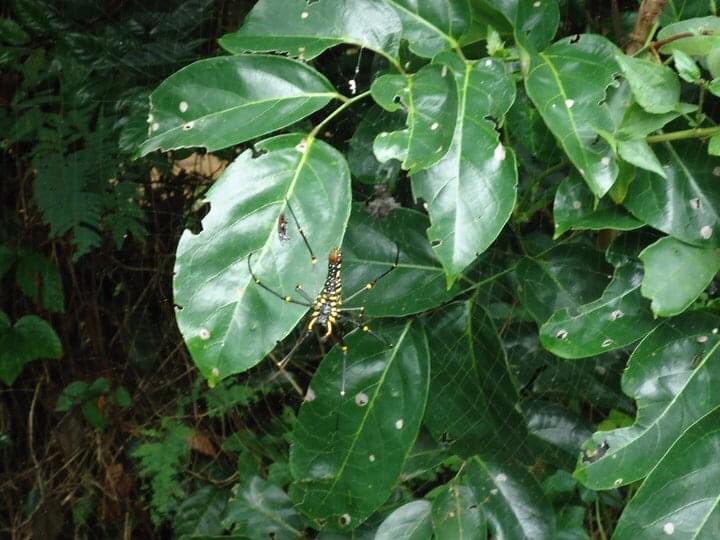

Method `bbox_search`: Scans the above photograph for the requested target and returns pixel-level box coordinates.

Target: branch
[626,0,667,54]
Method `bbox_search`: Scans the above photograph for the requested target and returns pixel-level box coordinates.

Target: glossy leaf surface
[375,500,432,540]
[0,312,62,385]
[640,236,720,317]
[576,311,720,489]
[347,106,404,185]
[624,141,720,247]
[617,139,666,178]
[289,321,429,531]
[540,261,656,359]
[138,55,338,156]
[219,0,402,62]
[371,64,457,173]
[431,483,484,540]
[412,54,517,286]
[174,134,351,381]
[615,54,680,114]
[657,16,720,54]
[465,457,555,540]
[613,405,720,540]
[342,205,461,317]
[515,244,613,324]
[553,175,643,237]
[423,300,528,460]
[520,33,620,197]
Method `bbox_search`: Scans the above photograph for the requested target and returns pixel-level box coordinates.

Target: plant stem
[309,90,372,139]
[596,497,608,540]
[646,126,720,143]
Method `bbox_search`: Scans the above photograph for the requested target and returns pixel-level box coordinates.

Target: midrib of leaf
[385,0,459,48]
[453,484,466,539]
[535,52,593,174]
[246,485,303,537]
[344,256,440,272]
[145,92,339,145]
[319,320,413,505]
[584,338,720,475]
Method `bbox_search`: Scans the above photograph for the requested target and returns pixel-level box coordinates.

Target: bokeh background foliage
[2,0,720,537]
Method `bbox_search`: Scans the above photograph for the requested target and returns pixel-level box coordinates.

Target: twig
[627,0,668,54]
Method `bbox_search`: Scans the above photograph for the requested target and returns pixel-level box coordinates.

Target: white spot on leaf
[697,335,708,343]
[602,338,614,348]
[300,11,309,18]
[295,139,308,153]
[610,310,624,321]
[690,198,701,209]
[494,143,506,161]
[495,473,507,483]
[430,122,439,131]
[394,419,404,430]
[663,522,675,535]
[572,200,582,210]
[700,225,713,239]
[601,156,610,166]
[565,99,575,108]
[211,367,220,377]
[151,122,160,131]
[556,329,569,340]
[182,121,194,131]
[714,166,720,177]
[199,328,210,340]
[304,387,316,402]
[179,101,188,113]
[614,478,623,487]
[146,114,154,123]
[355,392,369,406]
[369,454,375,462]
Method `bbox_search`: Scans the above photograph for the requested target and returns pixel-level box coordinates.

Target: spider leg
[342,242,400,304]
[248,252,313,307]
[341,316,393,348]
[294,284,315,304]
[285,199,318,266]
[278,331,312,369]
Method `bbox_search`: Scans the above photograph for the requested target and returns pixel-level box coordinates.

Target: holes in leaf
[339,514,352,527]
[570,34,581,43]
[187,201,210,234]
[431,239,442,247]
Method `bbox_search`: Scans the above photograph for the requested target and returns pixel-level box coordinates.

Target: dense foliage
[2,0,720,538]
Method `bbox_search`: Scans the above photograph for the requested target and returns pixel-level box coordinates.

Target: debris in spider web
[366,185,400,218]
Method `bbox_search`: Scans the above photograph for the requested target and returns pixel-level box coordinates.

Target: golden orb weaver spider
[248,201,399,396]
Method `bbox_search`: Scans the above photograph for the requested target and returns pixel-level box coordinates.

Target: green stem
[595,497,608,540]
[309,90,372,139]
[646,126,720,143]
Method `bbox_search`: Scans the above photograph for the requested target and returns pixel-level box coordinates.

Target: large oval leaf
[623,141,720,248]
[342,205,461,317]
[423,299,528,461]
[613,405,720,540]
[219,0,402,63]
[174,134,351,381]
[385,0,470,58]
[540,260,657,359]
[289,320,429,531]
[375,500,433,540]
[138,55,338,156]
[371,63,458,174]
[519,33,620,197]
[640,236,720,317]
[465,457,555,539]
[412,53,517,286]
[431,482,485,540]
[615,54,680,114]
[575,311,720,489]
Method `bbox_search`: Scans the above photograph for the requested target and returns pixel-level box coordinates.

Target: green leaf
[612,405,720,540]
[657,16,720,55]
[515,244,613,325]
[575,311,720,489]
[615,54,680,114]
[223,477,304,539]
[540,261,657,359]
[0,313,62,385]
[411,54,517,286]
[347,106,404,185]
[640,236,720,317]
[431,482,485,540]
[507,89,557,160]
[55,381,90,412]
[709,77,720,98]
[464,457,555,539]
[617,139,667,178]
[218,0,402,62]
[519,33,620,197]
[553,175,643,237]
[375,500,433,540]
[342,205,461,317]
[289,320,429,531]
[371,63,458,173]
[173,486,227,539]
[173,134,351,381]
[384,0,470,58]
[138,55,338,156]
[672,48,701,82]
[423,300,528,460]
[15,252,65,313]
[0,18,30,45]
[623,141,720,247]
[710,134,720,156]
[523,400,592,467]
[616,102,694,140]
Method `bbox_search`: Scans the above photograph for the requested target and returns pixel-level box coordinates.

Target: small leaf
[540,261,656,359]
[219,0,402,62]
[575,311,720,489]
[616,102,694,140]
[411,53,517,286]
[15,252,65,313]
[519,33,620,197]
[375,500,433,540]
[657,16,720,55]
[342,205,462,317]
[0,313,62,385]
[640,236,720,317]
[624,141,720,247]
[617,139,667,178]
[710,134,720,156]
[223,477,304,539]
[371,63,457,173]
[672,48,701,82]
[515,244,613,324]
[612,405,720,540]
[709,77,720,98]
[431,482,485,540]
[615,54,680,114]
[289,321,429,531]
[347,106,404,184]
[553,175,642,237]
[464,457,555,539]
[138,55,338,156]
[174,134,351,381]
